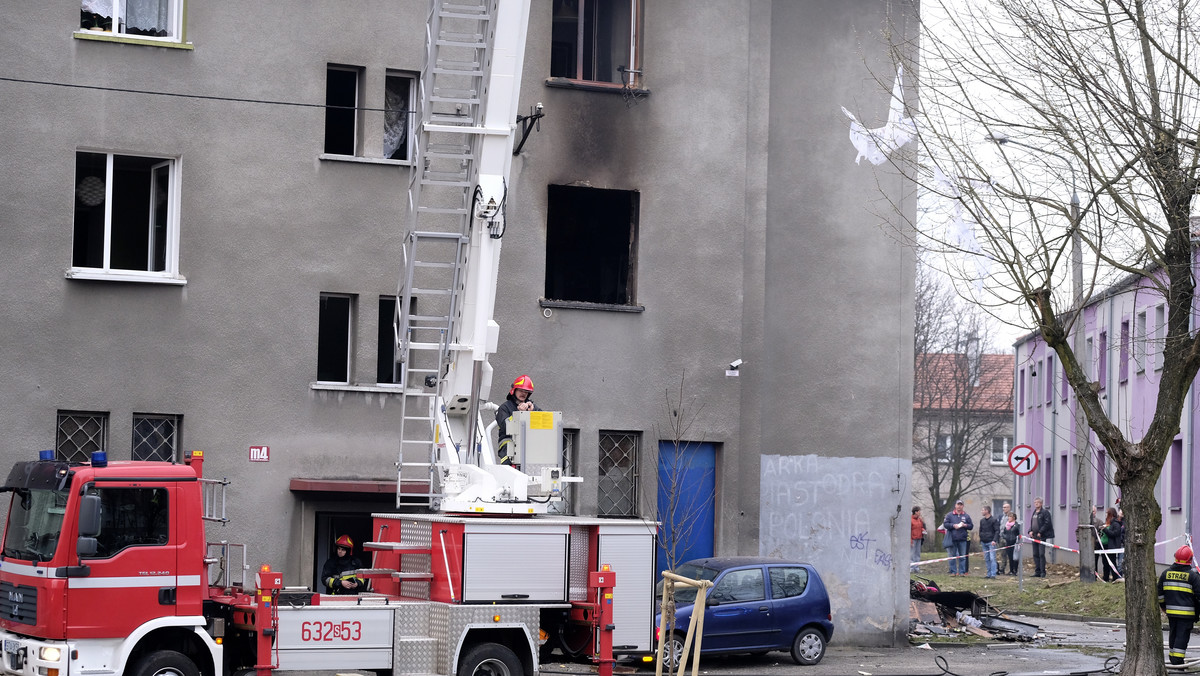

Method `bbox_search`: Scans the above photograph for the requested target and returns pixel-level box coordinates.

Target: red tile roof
[914,353,1014,413]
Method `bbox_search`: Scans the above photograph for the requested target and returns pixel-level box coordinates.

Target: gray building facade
[0,1,915,645]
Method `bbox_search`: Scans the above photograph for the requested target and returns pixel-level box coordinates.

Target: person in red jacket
[910,506,927,563]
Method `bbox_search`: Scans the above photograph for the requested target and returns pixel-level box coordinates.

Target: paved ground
[540,616,1144,676]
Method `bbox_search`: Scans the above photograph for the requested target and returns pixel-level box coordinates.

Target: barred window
[598,430,639,517]
[133,414,181,462]
[57,411,108,463]
[548,428,580,516]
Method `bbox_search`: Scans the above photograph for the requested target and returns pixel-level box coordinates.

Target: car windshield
[2,488,68,562]
[656,562,721,604]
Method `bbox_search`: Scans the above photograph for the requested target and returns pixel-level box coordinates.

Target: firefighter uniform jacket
[1158,562,1200,620]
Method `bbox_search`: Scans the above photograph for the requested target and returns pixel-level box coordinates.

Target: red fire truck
[0,450,655,676]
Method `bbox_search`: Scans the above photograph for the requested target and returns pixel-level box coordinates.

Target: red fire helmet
[1175,545,1194,564]
[335,535,354,549]
[510,374,534,395]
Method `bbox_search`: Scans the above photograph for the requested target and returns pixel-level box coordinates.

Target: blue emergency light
[90,451,108,468]
[38,450,54,461]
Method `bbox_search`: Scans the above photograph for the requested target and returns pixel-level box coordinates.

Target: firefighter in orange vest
[1157,545,1200,665]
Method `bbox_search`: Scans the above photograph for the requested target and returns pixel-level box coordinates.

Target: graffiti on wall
[760,454,909,641]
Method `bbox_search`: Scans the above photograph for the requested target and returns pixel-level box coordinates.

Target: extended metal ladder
[396,0,497,508]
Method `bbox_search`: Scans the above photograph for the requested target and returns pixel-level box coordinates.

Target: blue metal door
[656,441,716,573]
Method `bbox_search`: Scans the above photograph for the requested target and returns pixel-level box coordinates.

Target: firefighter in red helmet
[321,534,366,595]
[495,374,540,466]
[1157,545,1200,665]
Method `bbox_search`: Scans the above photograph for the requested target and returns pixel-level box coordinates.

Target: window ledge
[310,382,408,394]
[319,154,413,167]
[544,78,650,97]
[66,268,187,285]
[539,299,645,313]
[73,30,193,49]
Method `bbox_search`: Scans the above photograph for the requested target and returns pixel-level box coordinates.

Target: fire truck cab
[0,451,219,676]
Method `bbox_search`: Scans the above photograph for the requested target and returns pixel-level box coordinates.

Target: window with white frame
[324,67,416,162]
[1018,368,1025,410]
[937,434,954,463]
[1045,355,1054,404]
[57,411,108,463]
[1154,304,1166,370]
[317,294,355,383]
[1098,331,1107,389]
[1026,367,1034,409]
[550,0,643,88]
[383,71,415,162]
[991,435,1013,465]
[1034,359,1042,407]
[1135,310,1147,372]
[71,151,180,280]
[132,413,181,461]
[80,0,183,41]
[1085,336,1094,380]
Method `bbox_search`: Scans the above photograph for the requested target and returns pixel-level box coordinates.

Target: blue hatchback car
[656,557,834,667]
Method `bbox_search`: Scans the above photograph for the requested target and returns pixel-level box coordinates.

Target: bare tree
[880,1,1200,670]
[913,261,1012,526]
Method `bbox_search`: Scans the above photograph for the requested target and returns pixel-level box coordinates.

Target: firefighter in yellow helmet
[495,374,539,466]
[321,534,366,595]
[1157,545,1200,665]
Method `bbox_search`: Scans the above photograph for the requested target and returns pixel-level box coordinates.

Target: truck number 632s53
[300,620,361,642]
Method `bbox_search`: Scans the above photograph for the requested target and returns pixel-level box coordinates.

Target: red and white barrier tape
[910,532,1191,570]
[909,542,1019,568]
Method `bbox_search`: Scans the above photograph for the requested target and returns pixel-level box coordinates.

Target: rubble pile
[908,576,1040,642]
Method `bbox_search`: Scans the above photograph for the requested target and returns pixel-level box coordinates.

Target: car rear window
[769,566,809,599]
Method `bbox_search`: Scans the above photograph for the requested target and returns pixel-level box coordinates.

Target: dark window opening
[545,185,638,305]
[377,296,398,384]
[325,67,359,155]
[318,295,353,382]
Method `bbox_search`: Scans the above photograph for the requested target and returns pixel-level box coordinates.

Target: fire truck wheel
[459,643,523,676]
[790,627,826,666]
[131,651,200,676]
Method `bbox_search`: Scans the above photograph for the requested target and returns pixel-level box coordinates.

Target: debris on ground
[908,576,1039,642]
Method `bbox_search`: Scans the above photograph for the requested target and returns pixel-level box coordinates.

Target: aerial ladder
[395,0,576,513]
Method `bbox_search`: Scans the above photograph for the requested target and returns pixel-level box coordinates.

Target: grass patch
[914,556,1127,619]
